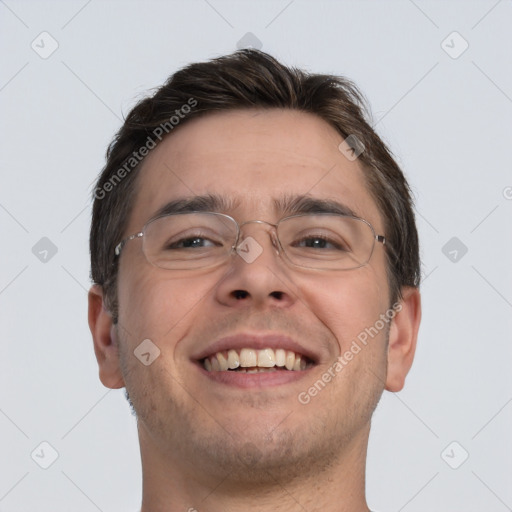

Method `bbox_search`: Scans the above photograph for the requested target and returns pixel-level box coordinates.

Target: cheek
[117,264,215,345]
[294,268,390,355]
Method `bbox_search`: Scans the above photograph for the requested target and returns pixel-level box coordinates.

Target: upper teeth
[203,348,308,372]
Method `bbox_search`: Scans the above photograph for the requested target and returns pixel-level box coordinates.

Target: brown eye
[293,235,348,251]
[167,237,217,249]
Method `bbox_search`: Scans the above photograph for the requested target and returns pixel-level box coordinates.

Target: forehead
[127,109,383,232]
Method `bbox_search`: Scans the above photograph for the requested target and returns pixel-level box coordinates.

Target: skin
[89,109,421,512]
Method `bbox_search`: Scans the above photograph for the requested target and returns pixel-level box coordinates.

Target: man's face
[108,109,397,480]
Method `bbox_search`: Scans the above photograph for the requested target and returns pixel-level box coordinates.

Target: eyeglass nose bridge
[234,219,281,255]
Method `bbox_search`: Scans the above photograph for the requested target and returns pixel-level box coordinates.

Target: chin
[188,424,340,486]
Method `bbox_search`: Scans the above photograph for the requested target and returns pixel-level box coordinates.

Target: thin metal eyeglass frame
[113,211,387,269]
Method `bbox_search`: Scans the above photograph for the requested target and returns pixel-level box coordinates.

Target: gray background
[1,0,511,510]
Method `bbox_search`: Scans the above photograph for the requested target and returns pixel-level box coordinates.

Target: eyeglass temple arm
[375,234,402,267]
[114,232,143,256]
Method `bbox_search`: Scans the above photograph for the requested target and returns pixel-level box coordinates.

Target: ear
[385,287,421,392]
[88,285,125,389]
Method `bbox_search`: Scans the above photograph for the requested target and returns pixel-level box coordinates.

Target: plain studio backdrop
[1,1,511,511]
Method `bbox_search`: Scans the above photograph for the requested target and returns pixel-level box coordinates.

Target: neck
[138,423,371,512]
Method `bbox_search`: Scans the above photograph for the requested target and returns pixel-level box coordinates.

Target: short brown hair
[90,49,420,323]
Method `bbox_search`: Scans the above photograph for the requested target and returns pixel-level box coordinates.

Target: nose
[214,220,297,309]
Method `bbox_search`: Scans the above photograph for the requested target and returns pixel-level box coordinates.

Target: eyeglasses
[114,211,386,271]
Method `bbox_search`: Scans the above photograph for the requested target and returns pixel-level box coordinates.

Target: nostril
[233,290,248,300]
[270,291,283,300]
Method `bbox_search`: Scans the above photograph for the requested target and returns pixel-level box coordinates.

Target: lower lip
[195,363,313,388]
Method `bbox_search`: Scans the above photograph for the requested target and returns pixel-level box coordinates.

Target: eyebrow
[275,194,357,217]
[150,193,358,221]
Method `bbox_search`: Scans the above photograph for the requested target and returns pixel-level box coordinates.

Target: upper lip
[192,332,319,364]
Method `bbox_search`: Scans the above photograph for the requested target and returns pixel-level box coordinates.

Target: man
[88,49,421,512]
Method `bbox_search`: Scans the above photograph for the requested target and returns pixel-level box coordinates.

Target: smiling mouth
[201,348,314,372]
